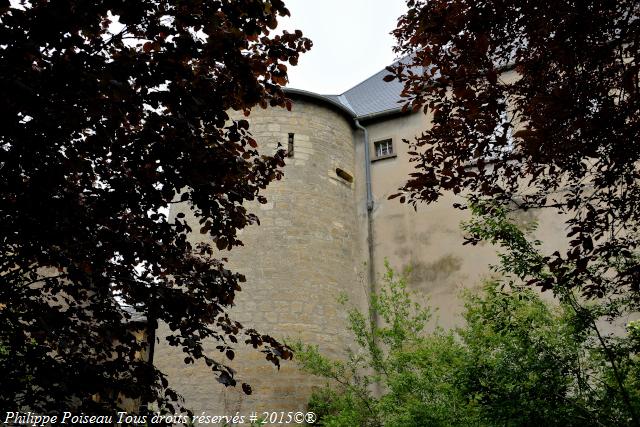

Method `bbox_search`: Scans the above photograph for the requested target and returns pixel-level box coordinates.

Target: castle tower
[153,65,575,422]
[154,94,369,418]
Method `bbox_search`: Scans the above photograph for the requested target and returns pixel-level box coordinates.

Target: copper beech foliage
[0,0,310,414]
[388,0,640,300]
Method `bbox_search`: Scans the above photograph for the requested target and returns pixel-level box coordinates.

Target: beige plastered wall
[361,107,570,328]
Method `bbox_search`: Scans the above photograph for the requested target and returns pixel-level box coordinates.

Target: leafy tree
[386,4,640,421]
[463,202,640,425]
[296,263,640,426]
[387,0,640,302]
[0,0,310,415]
[295,211,640,426]
[293,263,477,427]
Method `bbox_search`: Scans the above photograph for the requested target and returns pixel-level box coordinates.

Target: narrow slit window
[374,139,393,158]
[287,133,294,157]
[336,168,353,183]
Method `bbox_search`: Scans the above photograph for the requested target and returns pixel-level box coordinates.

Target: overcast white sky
[277,0,408,95]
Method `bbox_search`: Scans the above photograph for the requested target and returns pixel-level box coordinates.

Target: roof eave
[282,88,411,124]
[283,87,356,119]
[355,107,406,122]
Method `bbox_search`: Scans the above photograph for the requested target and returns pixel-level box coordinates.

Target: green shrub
[295,266,640,426]
[293,205,640,426]
[293,263,477,427]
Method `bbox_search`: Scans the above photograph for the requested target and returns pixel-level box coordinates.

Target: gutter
[355,107,404,123]
[283,87,355,118]
[283,88,407,123]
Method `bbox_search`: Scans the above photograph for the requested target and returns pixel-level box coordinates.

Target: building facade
[154,65,569,420]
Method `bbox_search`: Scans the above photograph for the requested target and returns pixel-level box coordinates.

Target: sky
[9,0,406,95]
[277,0,408,95]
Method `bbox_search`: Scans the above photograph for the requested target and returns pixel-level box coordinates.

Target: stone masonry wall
[154,97,367,424]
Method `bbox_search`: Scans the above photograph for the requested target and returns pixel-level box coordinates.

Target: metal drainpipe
[354,120,375,292]
[354,120,373,212]
[354,119,381,397]
[143,295,157,414]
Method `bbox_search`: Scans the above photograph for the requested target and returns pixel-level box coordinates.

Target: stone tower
[154,94,370,417]
[155,63,575,423]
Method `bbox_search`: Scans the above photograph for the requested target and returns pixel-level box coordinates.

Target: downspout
[354,120,373,212]
[354,120,375,296]
[143,295,156,415]
[355,119,381,398]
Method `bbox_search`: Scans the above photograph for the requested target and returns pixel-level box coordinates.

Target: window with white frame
[374,139,394,158]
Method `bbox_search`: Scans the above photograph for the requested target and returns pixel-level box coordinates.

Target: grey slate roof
[286,56,422,120]
[302,55,419,119]
[334,65,407,118]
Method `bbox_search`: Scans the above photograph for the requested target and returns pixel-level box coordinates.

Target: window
[335,168,353,183]
[374,139,394,159]
[287,133,294,157]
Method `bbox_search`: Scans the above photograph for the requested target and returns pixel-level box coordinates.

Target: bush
[293,263,476,427]
[294,262,639,426]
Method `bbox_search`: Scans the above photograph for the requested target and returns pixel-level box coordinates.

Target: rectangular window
[287,133,294,157]
[374,139,393,158]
